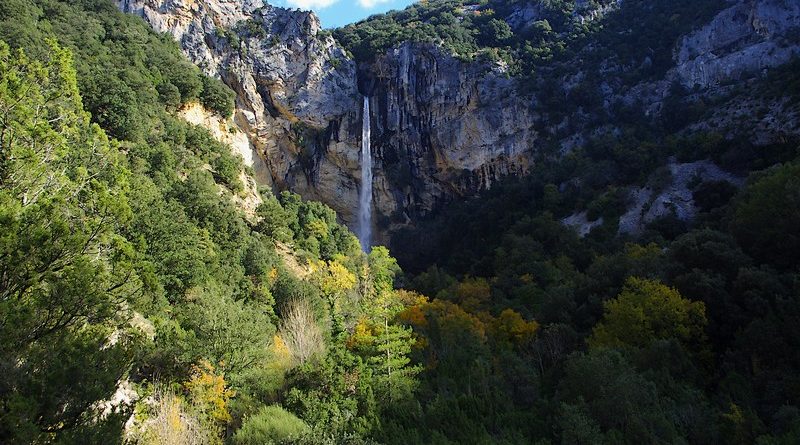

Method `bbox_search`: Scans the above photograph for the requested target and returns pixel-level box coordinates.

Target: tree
[255,193,294,242]
[279,298,325,365]
[183,361,234,444]
[731,162,800,270]
[489,308,539,346]
[367,246,401,300]
[355,249,419,402]
[0,41,141,443]
[315,259,357,301]
[348,318,420,403]
[588,277,707,351]
[200,76,235,117]
[480,18,514,46]
[558,349,681,444]
[450,276,491,312]
[397,299,488,376]
[82,72,144,141]
[284,340,379,440]
[173,283,275,376]
[157,82,181,110]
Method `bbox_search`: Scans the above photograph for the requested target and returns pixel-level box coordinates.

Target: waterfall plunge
[358,96,373,252]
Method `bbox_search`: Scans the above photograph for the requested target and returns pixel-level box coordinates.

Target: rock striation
[365,42,536,227]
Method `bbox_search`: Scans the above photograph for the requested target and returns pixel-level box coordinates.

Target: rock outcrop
[116,0,542,244]
[179,102,265,219]
[365,43,536,226]
[618,160,743,236]
[116,0,363,225]
[675,0,800,89]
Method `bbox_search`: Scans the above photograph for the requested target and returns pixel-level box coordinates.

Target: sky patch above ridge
[271,0,416,28]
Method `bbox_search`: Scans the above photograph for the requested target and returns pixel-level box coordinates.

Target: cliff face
[116,0,364,224]
[675,0,800,89]
[116,0,541,243]
[116,0,800,243]
[365,43,536,226]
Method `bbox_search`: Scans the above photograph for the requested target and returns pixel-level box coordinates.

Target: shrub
[200,76,235,117]
[157,82,182,110]
[134,389,205,445]
[211,150,244,192]
[279,298,325,365]
[233,405,309,445]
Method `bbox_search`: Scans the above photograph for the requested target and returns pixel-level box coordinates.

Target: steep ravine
[116,0,800,244]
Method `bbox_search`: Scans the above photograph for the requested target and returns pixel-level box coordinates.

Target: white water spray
[358,96,373,251]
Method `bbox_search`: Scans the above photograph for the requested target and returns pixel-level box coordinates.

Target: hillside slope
[0,1,409,443]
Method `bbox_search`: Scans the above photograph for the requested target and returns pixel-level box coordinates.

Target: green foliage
[233,405,310,445]
[256,192,295,242]
[284,341,379,440]
[333,0,725,96]
[731,162,800,270]
[171,286,275,375]
[83,72,145,140]
[0,40,139,443]
[2,1,800,444]
[268,190,361,260]
[558,349,683,444]
[157,81,182,110]
[588,277,707,350]
[200,75,235,117]
[0,2,381,444]
[387,52,800,443]
[368,246,401,299]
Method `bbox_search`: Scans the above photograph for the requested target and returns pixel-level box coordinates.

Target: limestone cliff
[179,102,265,219]
[675,0,800,89]
[116,0,363,226]
[364,43,535,226]
[116,0,800,244]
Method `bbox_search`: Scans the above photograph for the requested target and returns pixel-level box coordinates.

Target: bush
[279,298,325,365]
[233,405,309,445]
[134,389,206,445]
[168,67,203,103]
[157,81,182,110]
[212,151,244,192]
[201,76,235,117]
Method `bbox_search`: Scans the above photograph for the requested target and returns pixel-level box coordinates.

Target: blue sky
[270,0,416,28]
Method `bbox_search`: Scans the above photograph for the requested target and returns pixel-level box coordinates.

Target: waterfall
[358,96,373,252]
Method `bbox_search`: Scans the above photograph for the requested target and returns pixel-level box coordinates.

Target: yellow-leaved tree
[183,361,235,444]
[588,277,707,351]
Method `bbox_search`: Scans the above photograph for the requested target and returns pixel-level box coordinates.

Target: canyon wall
[116,0,800,242]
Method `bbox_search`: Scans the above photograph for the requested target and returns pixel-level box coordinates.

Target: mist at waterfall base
[358,96,373,252]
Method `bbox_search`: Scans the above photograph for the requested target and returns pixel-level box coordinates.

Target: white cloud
[284,0,339,9]
[357,0,392,8]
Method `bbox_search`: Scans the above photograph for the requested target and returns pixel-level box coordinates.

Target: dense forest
[334,0,726,86]
[1,0,800,444]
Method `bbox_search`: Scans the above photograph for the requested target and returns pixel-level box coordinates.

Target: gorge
[2,0,800,443]
[114,0,800,249]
